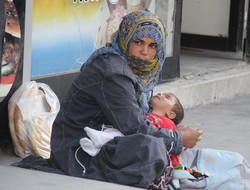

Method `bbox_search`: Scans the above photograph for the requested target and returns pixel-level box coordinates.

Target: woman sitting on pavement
[14,9,250,190]
[14,9,202,189]
[48,9,203,188]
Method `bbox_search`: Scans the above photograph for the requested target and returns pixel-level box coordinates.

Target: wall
[181,0,231,37]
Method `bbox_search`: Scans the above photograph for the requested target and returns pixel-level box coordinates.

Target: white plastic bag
[8,81,60,159]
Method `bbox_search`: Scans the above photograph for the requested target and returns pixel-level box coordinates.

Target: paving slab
[0,153,141,190]
[183,95,250,162]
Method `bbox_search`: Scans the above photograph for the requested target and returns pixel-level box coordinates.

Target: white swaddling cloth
[80,125,124,156]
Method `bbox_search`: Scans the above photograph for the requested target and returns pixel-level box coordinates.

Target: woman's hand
[177,125,203,148]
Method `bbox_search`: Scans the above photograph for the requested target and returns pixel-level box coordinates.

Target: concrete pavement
[154,60,250,109]
[0,164,141,190]
[0,150,141,190]
[183,94,250,162]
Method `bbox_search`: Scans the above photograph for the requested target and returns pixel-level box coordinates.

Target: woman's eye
[150,43,158,49]
[133,40,141,45]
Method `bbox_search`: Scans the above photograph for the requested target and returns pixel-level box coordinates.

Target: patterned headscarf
[81,10,167,113]
[112,10,166,89]
[117,10,166,62]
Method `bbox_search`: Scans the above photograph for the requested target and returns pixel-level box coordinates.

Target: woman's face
[128,37,157,61]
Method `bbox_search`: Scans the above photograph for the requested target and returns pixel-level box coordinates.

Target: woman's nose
[140,45,149,55]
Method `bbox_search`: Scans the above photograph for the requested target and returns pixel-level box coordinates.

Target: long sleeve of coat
[75,54,183,155]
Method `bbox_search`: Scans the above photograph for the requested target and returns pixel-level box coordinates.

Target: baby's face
[150,93,175,116]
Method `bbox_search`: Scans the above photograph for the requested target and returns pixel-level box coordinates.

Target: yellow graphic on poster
[31,0,169,77]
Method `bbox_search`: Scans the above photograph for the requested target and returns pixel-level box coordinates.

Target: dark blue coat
[49,53,183,188]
